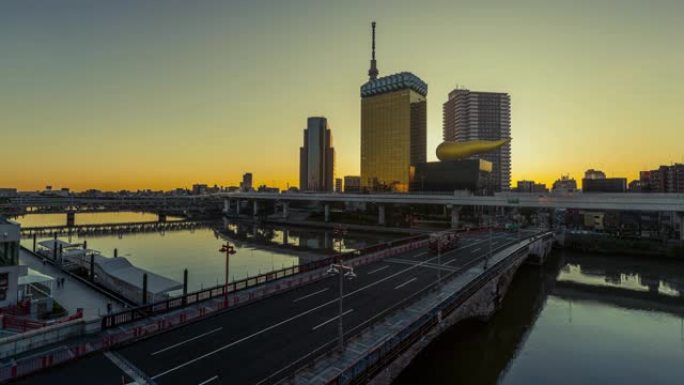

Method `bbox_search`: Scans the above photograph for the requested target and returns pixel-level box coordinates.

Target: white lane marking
[151,327,223,356]
[472,248,482,253]
[367,265,389,275]
[444,258,457,265]
[413,251,428,259]
[104,351,148,384]
[293,288,329,303]
[394,277,417,290]
[198,375,219,385]
[312,309,354,331]
[151,245,479,380]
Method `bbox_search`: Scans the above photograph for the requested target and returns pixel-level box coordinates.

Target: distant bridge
[19,219,210,239]
[0,196,221,216]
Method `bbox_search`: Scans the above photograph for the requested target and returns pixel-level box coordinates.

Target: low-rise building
[582,169,627,193]
[513,180,548,193]
[640,164,684,193]
[552,175,578,193]
[0,217,27,309]
[344,176,361,193]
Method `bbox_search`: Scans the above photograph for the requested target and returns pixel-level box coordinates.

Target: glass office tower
[360,72,427,192]
[299,117,335,192]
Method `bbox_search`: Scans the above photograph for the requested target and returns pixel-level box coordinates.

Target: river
[394,250,684,385]
[14,212,401,292]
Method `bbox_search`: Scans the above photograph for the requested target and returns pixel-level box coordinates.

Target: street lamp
[218,242,236,286]
[327,262,356,351]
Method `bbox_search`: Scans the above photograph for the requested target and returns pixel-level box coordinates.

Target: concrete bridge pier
[324,231,331,249]
[679,212,684,240]
[449,205,461,229]
[378,205,386,226]
[253,200,259,218]
[282,202,289,219]
[236,200,241,216]
[223,199,230,214]
[283,229,289,245]
[324,204,330,223]
[66,211,75,227]
[527,234,555,265]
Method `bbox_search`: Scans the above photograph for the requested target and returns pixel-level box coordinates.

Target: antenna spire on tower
[368,21,379,80]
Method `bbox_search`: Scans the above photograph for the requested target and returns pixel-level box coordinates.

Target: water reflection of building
[219,220,398,257]
[563,253,682,297]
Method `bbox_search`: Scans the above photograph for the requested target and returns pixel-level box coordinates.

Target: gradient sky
[2,0,683,191]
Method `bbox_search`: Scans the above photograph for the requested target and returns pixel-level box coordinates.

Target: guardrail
[259,232,547,385]
[327,232,554,385]
[100,233,431,329]
[0,234,434,384]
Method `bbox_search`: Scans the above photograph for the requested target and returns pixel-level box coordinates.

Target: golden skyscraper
[360,23,427,192]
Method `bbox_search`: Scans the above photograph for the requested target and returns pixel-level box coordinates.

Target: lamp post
[327,262,356,351]
[218,242,236,286]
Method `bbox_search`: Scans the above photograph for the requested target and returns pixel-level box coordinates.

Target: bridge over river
[5,229,553,385]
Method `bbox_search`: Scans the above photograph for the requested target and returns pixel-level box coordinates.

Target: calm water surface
[394,251,684,385]
[15,212,400,292]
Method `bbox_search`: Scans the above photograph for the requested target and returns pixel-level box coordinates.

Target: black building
[410,159,492,194]
[582,178,627,193]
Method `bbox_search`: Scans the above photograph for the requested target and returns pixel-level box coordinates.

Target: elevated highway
[223,191,684,212]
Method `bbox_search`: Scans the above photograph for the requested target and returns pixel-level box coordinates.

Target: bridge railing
[325,232,554,385]
[100,233,431,329]
[259,232,548,385]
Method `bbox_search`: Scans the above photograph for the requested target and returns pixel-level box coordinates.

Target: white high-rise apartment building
[443,88,511,191]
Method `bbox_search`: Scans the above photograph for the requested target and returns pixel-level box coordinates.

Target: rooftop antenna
[368,21,379,80]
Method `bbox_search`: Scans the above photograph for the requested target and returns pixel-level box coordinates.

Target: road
[16,230,534,385]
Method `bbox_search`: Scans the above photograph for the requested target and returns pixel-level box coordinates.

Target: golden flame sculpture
[436,139,510,161]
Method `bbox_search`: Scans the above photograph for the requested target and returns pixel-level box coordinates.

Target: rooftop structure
[361,72,428,98]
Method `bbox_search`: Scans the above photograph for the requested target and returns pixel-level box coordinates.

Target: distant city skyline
[2,1,684,191]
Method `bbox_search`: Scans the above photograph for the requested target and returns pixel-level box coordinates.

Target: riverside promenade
[18,248,123,320]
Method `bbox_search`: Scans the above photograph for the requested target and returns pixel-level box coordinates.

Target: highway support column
[378,205,386,226]
[253,200,259,218]
[680,212,684,241]
[66,211,75,227]
[142,273,148,305]
[283,202,289,219]
[236,200,241,216]
[449,205,461,229]
[324,204,330,223]
[224,199,230,214]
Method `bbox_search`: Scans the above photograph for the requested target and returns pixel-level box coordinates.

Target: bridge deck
[14,230,535,385]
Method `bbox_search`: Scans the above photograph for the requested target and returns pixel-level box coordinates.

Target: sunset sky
[2,0,683,191]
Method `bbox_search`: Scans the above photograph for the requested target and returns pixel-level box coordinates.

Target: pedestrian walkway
[18,248,123,320]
